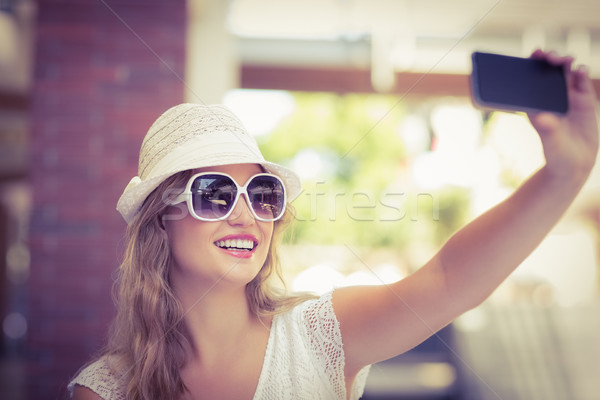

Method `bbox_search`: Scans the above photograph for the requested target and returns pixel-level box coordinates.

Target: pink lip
[216,234,258,242]
[214,234,259,259]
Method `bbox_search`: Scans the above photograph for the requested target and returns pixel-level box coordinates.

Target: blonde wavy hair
[103,169,314,400]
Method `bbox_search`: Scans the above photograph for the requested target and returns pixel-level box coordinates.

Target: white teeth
[215,239,255,250]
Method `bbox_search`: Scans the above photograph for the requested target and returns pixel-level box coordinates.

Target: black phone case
[471,52,568,115]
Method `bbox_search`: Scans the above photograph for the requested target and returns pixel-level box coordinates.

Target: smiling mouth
[214,238,257,252]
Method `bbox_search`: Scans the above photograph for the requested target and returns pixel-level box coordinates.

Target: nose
[227,195,255,226]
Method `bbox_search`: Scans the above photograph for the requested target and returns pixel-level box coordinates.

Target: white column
[186,0,239,104]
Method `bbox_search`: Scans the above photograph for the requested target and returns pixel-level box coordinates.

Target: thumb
[529,112,561,136]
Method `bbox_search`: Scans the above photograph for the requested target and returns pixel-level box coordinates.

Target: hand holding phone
[470,51,569,115]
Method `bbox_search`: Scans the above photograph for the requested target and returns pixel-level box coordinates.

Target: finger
[530,49,546,59]
[529,112,560,135]
[572,65,594,94]
[530,49,574,69]
[547,51,574,70]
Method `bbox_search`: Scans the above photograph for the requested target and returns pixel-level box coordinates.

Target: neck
[172,275,261,363]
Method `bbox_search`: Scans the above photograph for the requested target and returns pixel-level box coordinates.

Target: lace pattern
[68,291,370,400]
[252,291,370,399]
[68,356,127,400]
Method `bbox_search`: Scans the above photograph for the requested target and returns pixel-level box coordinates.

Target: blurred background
[1,0,599,398]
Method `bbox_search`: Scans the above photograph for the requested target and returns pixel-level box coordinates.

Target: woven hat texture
[116,103,301,223]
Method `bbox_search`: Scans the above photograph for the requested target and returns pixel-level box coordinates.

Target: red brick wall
[27,1,186,397]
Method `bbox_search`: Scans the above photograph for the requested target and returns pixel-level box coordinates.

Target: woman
[70,51,598,399]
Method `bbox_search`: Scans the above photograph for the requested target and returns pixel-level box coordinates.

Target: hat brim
[116,133,301,224]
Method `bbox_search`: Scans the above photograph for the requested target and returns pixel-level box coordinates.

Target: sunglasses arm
[170,192,188,206]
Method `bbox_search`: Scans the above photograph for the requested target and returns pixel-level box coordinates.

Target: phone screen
[471,52,568,114]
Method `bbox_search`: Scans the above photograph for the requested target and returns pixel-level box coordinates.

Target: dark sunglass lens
[247,176,285,220]
[191,175,237,219]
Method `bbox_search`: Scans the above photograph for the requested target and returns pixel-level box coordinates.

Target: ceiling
[1,0,599,96]
[230,0,600,38]
[229,0,600,78]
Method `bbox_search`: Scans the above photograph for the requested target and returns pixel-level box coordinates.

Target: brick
[26,0,186,397]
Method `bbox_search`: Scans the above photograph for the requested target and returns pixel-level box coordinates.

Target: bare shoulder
[331,259,455,374]
[72,385,104,400]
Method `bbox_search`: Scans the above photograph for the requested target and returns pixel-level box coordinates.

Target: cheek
[163,203,189,222]
[164,226,186,267]
[260,223,275,252]
[164,220,209,262]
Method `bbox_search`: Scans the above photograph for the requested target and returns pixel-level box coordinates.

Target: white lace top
[68,291,371,399]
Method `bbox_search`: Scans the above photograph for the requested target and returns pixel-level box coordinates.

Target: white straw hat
[116,103,302,224]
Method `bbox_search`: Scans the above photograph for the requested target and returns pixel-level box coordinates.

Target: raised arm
[333,51,599,377]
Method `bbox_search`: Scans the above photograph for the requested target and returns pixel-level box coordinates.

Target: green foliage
[260,91,469,250]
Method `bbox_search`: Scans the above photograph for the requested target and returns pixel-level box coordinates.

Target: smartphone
[470,51,568,114]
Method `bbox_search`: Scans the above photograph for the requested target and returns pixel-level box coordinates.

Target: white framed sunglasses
[170,172,287,222]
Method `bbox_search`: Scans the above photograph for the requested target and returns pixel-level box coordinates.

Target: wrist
[539,161,591,193]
